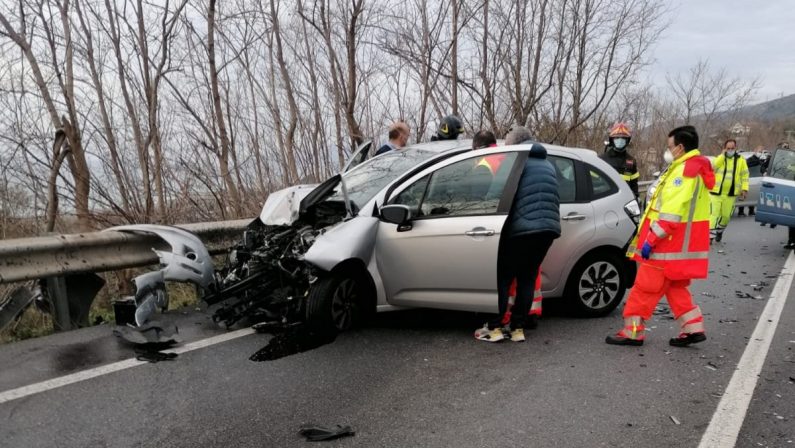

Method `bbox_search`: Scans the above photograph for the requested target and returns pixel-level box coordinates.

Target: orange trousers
[623,262,698,320]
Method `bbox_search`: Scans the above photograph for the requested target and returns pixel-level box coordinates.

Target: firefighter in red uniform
[606,125,715,347]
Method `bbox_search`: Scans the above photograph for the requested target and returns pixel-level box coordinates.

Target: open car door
[342,140,372,173]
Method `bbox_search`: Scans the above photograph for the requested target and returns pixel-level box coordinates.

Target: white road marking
[0,327,256,405]
[698,250,795,448]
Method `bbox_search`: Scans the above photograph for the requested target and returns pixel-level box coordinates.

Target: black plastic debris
[0,287,35,332]
[113,322,180,363]
[299,424,355,442]
[735,291,764,300]
[250,324,336,361]
[134,349,178,363]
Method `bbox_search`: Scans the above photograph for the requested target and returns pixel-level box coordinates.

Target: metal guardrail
[0,219,251,284]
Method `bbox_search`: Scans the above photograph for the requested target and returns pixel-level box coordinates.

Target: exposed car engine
[204,200,348,328]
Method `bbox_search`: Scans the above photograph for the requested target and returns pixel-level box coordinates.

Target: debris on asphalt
[113,322,180,346]
[134,349,178,363]
[250,324,336,361]
[717,250,725,254]
[113,322,181,363]
[707,361,719,370]
[298,424,355,442]
[670,415,681,425]
[718,319,739,324]
[735,291,764,300]
[701,292,716,297]
[705,363,717,371]
[789,376,795,384]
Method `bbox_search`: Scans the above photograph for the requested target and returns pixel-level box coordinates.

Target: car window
[768,149,795,181]
[393,152,517,218]
[328,148,436,210]
[589,168,615,199]
[548,156,576,203]
[391,174,430,216]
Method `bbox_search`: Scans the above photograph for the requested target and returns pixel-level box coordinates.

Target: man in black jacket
[600,122,639,197]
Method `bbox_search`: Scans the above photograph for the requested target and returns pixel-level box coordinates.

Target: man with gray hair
[504,125,535,145]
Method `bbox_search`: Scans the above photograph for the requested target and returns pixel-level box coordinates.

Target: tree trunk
[208,0,242,216]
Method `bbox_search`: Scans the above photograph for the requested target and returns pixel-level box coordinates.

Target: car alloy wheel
[578,261,620,310]
[564,251,626,317]
[330,278,359,331]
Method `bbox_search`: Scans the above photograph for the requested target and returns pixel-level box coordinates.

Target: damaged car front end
[203,175,354,329]
[201,145,451,331]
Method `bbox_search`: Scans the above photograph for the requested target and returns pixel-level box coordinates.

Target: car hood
[259,184,316,225]
[259,175,343,226]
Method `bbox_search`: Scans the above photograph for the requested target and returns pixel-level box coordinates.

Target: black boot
[669,332,706,347]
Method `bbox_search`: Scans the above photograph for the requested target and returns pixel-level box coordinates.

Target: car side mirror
[380,204,412,226]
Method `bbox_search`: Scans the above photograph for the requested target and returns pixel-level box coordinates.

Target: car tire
[305,275,364,333]
[564,251,627,317]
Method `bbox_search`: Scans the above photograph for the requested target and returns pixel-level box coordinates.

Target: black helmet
[431,115,464,141]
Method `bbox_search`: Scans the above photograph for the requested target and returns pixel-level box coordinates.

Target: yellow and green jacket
[711,154,749,197]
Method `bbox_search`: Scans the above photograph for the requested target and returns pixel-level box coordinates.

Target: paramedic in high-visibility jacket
[709,139,749,242]
[606,125,716,347]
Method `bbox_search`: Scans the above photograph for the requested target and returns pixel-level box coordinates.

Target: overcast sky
[646,0,795,104]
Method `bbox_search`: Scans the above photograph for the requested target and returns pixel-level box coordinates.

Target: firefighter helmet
[608,122,632,152]
[432,115,464,141]
[609,122,632,138]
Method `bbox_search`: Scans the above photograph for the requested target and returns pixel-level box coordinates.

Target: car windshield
[328,149,438,211]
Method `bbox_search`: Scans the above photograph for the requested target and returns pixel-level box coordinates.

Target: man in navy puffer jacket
[478,126,561,342]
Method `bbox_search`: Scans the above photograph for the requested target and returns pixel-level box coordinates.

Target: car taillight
[624,200,641,225]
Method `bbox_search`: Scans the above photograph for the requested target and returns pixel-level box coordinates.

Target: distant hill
[736,93,795,122]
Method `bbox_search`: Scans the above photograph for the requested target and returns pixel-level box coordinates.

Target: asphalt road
[1,217,794,448]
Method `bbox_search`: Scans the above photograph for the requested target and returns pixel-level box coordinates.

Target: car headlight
[624,200,641,225]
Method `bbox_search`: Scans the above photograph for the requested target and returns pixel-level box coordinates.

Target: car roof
[404,139,474,153]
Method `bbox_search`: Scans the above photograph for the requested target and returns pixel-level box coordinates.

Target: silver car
[203,140,640,331]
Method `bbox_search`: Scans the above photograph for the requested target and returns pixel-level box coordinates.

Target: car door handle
[465,229,495,237]
[562,213,587,221]
[762,182,775,188]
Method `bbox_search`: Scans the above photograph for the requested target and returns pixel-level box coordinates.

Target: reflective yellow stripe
[623,316,645,339]
[622,172,640,180]
[658,212,682,222]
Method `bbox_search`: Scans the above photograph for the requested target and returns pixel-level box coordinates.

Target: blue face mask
[613,138,627,150]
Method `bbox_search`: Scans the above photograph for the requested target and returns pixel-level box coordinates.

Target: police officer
[600,122,640,197]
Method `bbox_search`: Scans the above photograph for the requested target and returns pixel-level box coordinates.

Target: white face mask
[613,138,627,150]
[726,150,735,157]
[663,150,674,164]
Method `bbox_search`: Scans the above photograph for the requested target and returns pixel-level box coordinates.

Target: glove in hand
[641,242,653,260]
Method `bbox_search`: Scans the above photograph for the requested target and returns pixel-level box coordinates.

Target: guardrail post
[45,276,72,332]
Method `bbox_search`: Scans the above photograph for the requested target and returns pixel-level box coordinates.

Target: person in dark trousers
[475,126,560,343]
[374,121,410,156]
[600,122,640,197]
